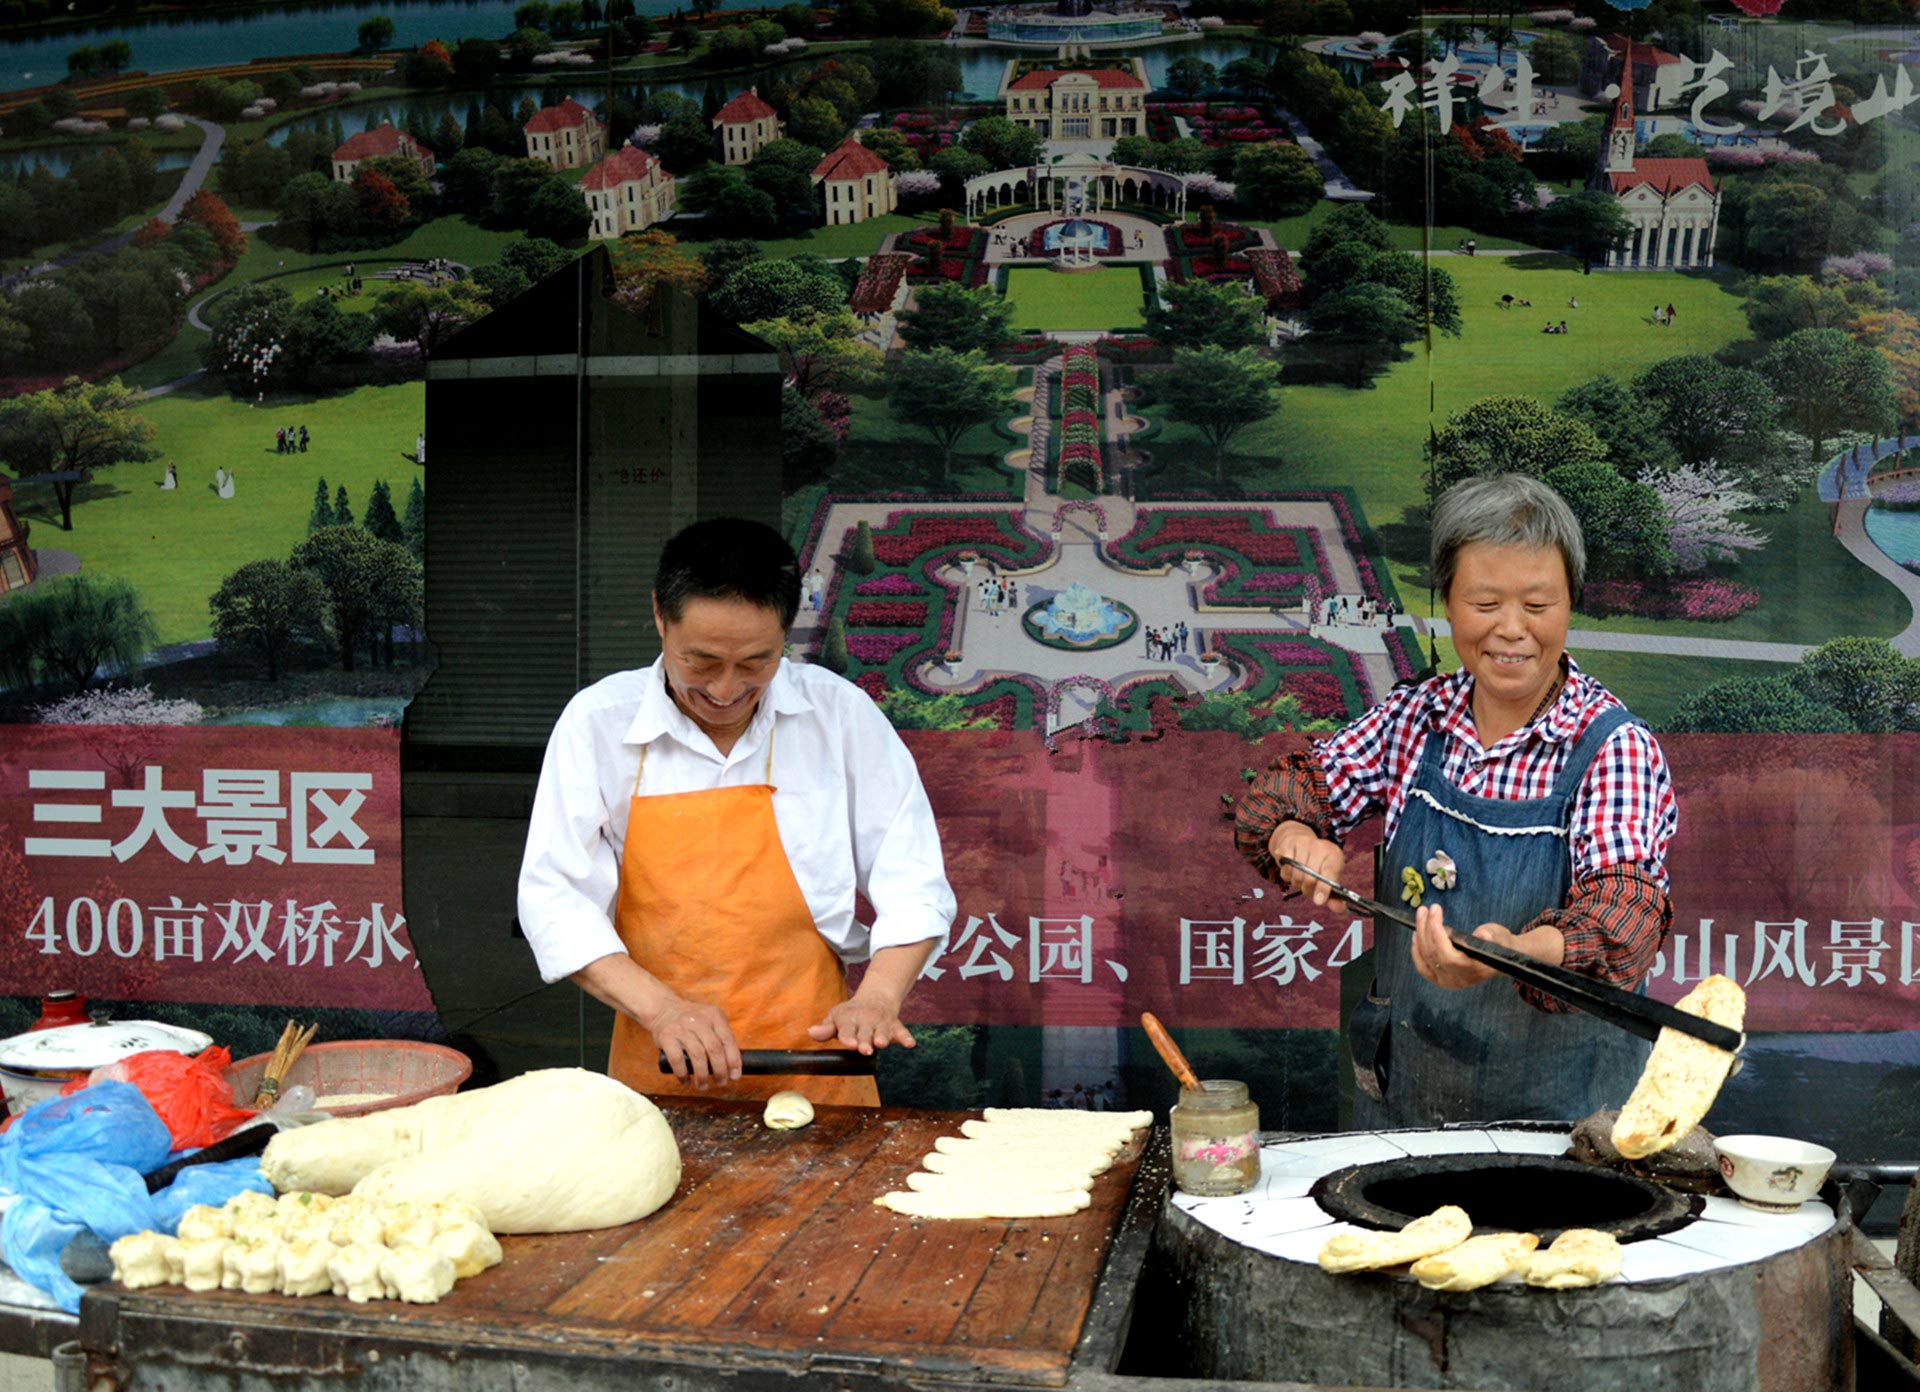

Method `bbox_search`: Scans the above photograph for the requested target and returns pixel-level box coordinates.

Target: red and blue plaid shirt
[1234,660,1677,1009]
[1316,660,1677,888]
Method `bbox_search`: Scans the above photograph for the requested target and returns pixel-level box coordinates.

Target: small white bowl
[1713,1134,1836,1212]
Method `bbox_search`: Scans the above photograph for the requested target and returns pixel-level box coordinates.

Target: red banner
[0,724,430,1014]
[905,731,1920,1033]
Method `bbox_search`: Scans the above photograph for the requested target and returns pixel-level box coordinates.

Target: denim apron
[1349,704,1651,1128]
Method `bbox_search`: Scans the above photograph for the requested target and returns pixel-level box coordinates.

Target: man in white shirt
[517,518,956,1106]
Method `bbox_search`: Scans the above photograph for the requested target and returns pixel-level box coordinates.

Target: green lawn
[832,391,1024,497]
[22,380,425,645]
[1002,265,1148,332]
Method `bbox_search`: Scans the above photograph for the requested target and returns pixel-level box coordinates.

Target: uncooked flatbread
[1523,1228,1622,1288]
[1318,1206,1473,1274]
[931,1135,1115,1172]
[763,1091,814,1130]
[1409,1232,1540,1291]
[1611,975,1746,1160]
[262,1069,680,1233]
[876,1187,1091,1219]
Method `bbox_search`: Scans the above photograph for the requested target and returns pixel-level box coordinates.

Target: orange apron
[607,735,881,1107]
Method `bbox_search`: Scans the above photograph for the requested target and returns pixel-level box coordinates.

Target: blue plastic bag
[0,1083,272,1313]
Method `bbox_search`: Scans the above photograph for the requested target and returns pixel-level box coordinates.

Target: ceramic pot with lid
[0,1019,214,1116]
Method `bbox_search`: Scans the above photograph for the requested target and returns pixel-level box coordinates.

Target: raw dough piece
[380,1247,456,1304]
[109,1233,177,1290]
[876,1187,1091,1219]
[177,1238,228,1292]
[315,1092,396,1109]
[277,1239,336,1297]
[329,1206,388,1247]
[431,1222,503,1279]
[960,1119,1137,1154]
[328,1242,391,1303]
[174,1204,232,1243]
[262,1068,680,1234]
[1409,1232,1540,1291]
[982,1108,1153,1131]
[931,1135,1114,1173]
[382,1204,439,1250]
[1523,1228,1622,1288]
[222,1237,282,1294]
[921,1151,1104,1188]
[763,1091,815,1130]
[1317,1207,1473,1274]
[905,1170,1084,1197]
[1611,975,1746,1160]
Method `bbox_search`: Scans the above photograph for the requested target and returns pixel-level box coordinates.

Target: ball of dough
[175,1205,232,1243]
[328,1243,391,1303]
[177,1238,228,1292]
[380,1247,456,1304]
[277,1240,336,1297]
[763,1091,815,1130]
[431,1222,503,1279]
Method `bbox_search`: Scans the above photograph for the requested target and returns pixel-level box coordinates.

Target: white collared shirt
[516,658,956,984]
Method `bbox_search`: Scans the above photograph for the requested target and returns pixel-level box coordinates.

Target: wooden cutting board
[90,1099,1150,1388]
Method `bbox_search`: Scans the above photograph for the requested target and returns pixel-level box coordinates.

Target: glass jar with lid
[1170,1078,1261,1197]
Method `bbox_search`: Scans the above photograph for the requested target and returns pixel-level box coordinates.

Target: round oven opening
[1309,1153,1702,1244]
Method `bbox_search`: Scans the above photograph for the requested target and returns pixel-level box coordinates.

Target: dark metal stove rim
[1306,1152,1705,1246]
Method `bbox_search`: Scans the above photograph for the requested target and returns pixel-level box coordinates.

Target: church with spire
[1588,52,1721,269]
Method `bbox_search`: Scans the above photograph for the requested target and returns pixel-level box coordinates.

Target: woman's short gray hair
[1430,474,1586,601]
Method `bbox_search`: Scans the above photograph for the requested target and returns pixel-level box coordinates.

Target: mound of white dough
[875,1108,1152,1220]
[261,1068,681,1233]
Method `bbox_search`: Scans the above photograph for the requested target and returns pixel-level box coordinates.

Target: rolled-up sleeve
[517,697,629,984]
[845,702,956,965]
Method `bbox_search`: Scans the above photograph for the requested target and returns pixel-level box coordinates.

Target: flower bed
[1580,578,1760,622]
[1382,624,1423,682]
[867,510,1040,566]
[855,671,889,701]
[847,600,930,627]
[1113,509,1306,567]
[1178,224,1252,250]
[1245,248,1301,312]
[850,252,915,315]
[1281,669,1349,721]
[855,573,922,595]
[1253,639,1334,667]
[845,632,924,662]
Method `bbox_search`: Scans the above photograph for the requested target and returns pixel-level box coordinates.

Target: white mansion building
[1592,54,1720,269]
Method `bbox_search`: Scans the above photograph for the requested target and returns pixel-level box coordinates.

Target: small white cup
[1713,1134,1836,1212]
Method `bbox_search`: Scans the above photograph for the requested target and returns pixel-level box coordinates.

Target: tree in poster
[678,167,780,236]
[1533,190,1633,275]
[1306,281,1421,388]
[1158,345,1280,486]
[1668,674,1852,734]
[1426,396,1606,491]
[609,229,710,314]
[1165,55,1219,103]
[1631,356,1784,503]
[1744,274,1883,342]
[308,478,334,534]
[1791,637,1920,733]
[178,190,246,263]
[209,560,330,681]
[1143,279,1267,351]
[0,575,158,695]
[898,283,1015,355]
[402,479,426,560]
[1554,375,1678,480]
[711,258,843,323]
[1852,309,1920,434]
[358,16,396,52]
[889,349,1014,486]
[1651,464,1765,572]
[291,527,422,673]
[363,480,405,545]
[1231,142,1322,219]
[1541,461,1672,581]
[0,377,157,532]
[959,117,1042,172]
[742,311,884,398]
[1759,327,1895,463]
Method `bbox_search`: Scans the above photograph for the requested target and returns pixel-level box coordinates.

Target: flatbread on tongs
[1610,975,1746,1160]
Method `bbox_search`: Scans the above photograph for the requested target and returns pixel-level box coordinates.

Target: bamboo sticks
[251,1020,318,1109]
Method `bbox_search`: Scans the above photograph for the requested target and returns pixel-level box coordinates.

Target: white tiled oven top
[1170,1129,1837,1284]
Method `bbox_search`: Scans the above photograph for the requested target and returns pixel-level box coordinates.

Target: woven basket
[226,1039,471,1118]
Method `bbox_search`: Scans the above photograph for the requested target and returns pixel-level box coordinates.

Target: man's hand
[646,997,743,1084]
[1411,904,1564,990]
[809,986,916,1055]
[1268,820,1346,905]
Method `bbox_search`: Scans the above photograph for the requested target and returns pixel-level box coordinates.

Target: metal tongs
[1278,857,1746,1057]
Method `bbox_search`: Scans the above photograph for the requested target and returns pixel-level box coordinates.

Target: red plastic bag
[56,1047,255,1150]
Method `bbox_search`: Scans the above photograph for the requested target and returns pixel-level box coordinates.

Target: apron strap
[631,721,778,797]
[1547,705,1635,800]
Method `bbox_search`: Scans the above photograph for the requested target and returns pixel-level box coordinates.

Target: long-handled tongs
[1279,857,1745,1057]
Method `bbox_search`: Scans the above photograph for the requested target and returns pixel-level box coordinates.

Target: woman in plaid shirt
[1234,475,1678,1127]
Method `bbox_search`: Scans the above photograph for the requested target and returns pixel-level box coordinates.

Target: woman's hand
[1268,820,1346,905]
[1411,904,1564,989]
[646,996,743,1084]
